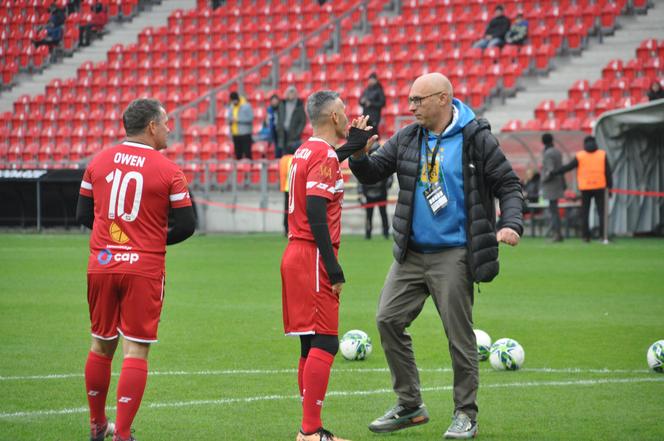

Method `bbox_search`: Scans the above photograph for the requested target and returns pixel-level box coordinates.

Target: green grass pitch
[0,234,663,440]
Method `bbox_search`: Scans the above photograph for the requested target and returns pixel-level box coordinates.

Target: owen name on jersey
[114,152,146,168]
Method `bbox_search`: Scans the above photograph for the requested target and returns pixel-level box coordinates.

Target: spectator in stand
[540,133,566,242]
[79,2,108,47]
[553,136,612,242]
[211,0,225,9]
[67,0,81,14]
[48,3,66,28]
[266,94,281,156]
[472,5,511,49]
[359,144,392,240]
[32,20,63,51]
[647,80,664,101]
[227,91,254,160]
[277,86,307,155]
[360,72,386,137]
[33,3,66,51]
[504,12,528,46]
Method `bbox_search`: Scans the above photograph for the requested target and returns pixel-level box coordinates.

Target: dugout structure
[595,99,664,236]
[0,168,83,230]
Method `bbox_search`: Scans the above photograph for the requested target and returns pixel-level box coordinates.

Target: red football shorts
[87,273,165,343]
[281,240,339,336]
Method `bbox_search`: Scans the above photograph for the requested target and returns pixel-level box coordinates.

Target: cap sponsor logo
[97,249,140,265]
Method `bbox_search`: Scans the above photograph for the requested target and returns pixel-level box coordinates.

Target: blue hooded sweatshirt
[410,98,476,252]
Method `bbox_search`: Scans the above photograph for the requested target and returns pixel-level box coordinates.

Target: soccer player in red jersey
[281,90,377,441]
[76,99,196,441]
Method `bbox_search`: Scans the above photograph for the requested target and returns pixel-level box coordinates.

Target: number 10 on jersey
[106,169,143,222]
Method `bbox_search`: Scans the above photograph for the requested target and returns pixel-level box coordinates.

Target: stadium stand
[1,0,662,195]
[504,37,664,133]
[0,0,147,92]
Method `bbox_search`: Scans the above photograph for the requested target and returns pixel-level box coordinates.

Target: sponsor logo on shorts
[97,249,140,265]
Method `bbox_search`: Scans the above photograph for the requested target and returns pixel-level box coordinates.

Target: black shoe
[90,421,114,441]
[297,427,348,441]
[368,403,430,433]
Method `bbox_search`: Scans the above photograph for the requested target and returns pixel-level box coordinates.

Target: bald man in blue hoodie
[350,73,523,439]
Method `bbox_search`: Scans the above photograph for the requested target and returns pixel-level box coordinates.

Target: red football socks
[301,348,335,434]
[85,351,113,428]
[115,357,148,439]
[298,356,307,401]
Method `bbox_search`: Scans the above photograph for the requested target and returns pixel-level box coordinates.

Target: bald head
[408,73,454,133]
[412,73,453,98]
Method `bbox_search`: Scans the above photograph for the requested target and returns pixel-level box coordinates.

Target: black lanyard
[426,130,444,181]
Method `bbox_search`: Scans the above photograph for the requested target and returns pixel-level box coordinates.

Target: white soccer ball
[474,329,492,361]
[489,338,525,371]
[339,329,373,361]
[647,340,664,373]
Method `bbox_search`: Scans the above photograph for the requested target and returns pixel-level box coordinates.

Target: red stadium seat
[566,24,586,53]
[629,76,652,99]
[602,59,624,81]
[534,100,556,121]
[561,117,582,131]
[69,141,86,161]
[554,99,576,121]
[636,38,658,61]
[574,99,596,121]
[215,142,232,161]
[568,79,590,102]
[589,78,611,101]
[501,119,523,132]
[535,44,555,73]
[608,78,629,101]
[22,142,39,162]
[210,162,232,186]
[523,119,542,131]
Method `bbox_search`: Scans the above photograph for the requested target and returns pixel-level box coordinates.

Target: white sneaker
[443,412,478,439]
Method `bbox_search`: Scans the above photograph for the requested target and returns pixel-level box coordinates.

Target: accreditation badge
[423,182,448,215]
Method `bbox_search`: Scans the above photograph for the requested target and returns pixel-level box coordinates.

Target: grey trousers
[376,247,479,420]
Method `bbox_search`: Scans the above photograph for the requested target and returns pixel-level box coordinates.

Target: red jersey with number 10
[79,141,192,279]
[287,137,344,247]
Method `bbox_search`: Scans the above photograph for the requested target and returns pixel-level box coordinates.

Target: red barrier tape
[196,197,395,214]
[611,188,664,197]
[197,189,662,215]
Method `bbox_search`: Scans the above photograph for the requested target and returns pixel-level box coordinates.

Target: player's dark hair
[123,98,163,136]
[542,133,553,146]
[307,90,340,126]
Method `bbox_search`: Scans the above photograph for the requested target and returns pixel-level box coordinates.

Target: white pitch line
[0,366,652,382]
[0,377,662,420]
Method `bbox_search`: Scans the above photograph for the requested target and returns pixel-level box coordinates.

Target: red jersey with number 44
[79,141,192,278]
[287,137,344,247]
